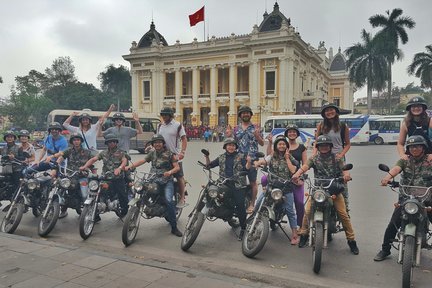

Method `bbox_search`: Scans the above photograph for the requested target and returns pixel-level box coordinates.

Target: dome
[258,2,291,32]
[329,48,347,72]
[137,21,168,48]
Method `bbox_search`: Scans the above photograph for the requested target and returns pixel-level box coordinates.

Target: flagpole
[203,6,206,41]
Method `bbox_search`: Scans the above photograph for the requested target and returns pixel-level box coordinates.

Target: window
[143,80,151,101]
[333,97,340,106]
[265,71,275,94]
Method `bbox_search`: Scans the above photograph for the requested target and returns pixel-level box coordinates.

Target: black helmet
[315,135,333,147]
[284,124,300,138]
[405,135,428,149]
[48,122,63,132]
[405,96,427,111]
[3,130,16,141]
[223,137,238,149]
[69,133,84,144]
[104,134,119,144]
[112,112,125,121]
[150,133,166,144]
[18,129,30,138]
[321,103,340,118]
[237,105,253,117]
[273,135,289,151]
[160,107,175,117]
[79,113,92,122]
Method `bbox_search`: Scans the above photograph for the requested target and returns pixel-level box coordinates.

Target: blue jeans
[255,190,297,229]
[162,181,177,231]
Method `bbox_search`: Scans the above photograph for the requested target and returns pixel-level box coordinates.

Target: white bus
[47,109,160,153]
[368,115,404,145]
[263,114,371,144]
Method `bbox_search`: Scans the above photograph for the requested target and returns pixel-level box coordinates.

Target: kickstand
[278,223,292,242]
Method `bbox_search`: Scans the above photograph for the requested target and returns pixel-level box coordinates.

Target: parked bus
[263,114,371,144]
[47,109,160,153]
[368,115,404,145]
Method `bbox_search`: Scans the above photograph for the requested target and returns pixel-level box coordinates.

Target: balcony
[198,93,210,103]
[235,91,249,102]
[163,95,175,104]
[216,92,229,103]
[180,95,193,104]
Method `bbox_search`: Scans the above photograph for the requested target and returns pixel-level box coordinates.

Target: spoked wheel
[79,204,96,240]
[312,222,324,274]
[402,235,415,288]
[181,211,205,251]
[1,201,25,234]
[242,215,269,258]
[38,199,60,237]
[122,206,141,247]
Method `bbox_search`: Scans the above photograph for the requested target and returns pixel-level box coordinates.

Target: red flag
[189,6,204,27]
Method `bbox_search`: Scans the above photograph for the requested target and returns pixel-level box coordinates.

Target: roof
[258,2,291,32]
[137,21,168,48]
[329,48,347,72]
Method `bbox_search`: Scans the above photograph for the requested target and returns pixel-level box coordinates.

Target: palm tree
[369,8,415,112]
[345,30,388,114]
[408,45,432,88]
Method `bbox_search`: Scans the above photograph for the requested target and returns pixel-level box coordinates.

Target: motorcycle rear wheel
[122,206,141,247]
[181,210,205,251]
[79,204,96,240]
[38,199,60,237]
[402,235,415,288]
[242,215,269,258]
[312,222,324,274]
[0,201,24,234]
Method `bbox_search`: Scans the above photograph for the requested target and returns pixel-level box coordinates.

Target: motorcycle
[379,164,432,288]
[78,171,124,240]
[242,166,298,258]
[0,155,27,207]
[0,163,54,234]
[38,164,87,237]
[181,150,251,251]
[122,172,183,246]
[304,163,353,274]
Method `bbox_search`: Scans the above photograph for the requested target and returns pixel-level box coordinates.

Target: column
[287,58,294,112]
[131,70,138,112]
[210,65,217,126]
[192,67,199,125]
[157,70,164,115]
[151,69,158,115]
[279,57,288,111]
[229,64,236,114]
[175,69,181,119]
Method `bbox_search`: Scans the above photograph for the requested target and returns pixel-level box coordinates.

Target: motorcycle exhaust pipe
[324,222,328,248]
[398,236,403,264]
[416,236,421,266]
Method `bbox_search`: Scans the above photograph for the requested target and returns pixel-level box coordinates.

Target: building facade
[123,2,355,127]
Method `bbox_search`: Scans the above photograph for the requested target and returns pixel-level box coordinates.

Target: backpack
[317,122,347,148]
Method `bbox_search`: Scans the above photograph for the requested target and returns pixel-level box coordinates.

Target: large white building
[123,2,355,127]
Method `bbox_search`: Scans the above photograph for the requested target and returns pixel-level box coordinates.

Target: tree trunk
[387,64,392,114]
[367,84,372,115]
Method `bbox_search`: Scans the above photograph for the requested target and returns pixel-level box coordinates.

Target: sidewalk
[0,233,277,288]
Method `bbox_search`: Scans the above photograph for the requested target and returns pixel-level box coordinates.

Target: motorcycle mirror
[342,163,353,171]
[201,149,210,157]
[255,152,265,158]
[378,164,390,172]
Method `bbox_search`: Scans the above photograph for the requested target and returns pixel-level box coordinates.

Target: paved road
[1,142,431,287]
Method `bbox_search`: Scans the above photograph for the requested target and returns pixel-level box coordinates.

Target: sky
[1,0,431,100]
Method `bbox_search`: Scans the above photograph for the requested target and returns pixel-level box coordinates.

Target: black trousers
[111,178,128,216]
[231,188,246,230]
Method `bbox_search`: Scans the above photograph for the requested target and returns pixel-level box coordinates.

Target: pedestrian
[226,105,264,214]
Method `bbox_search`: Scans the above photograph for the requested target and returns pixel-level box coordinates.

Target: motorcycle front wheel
[242,215,269,258]
[38,199,60,237]
[0,200,25,234]
[181,210,205,251]
[402,235,415,288]
[79,204,96,240]
[122,206,141,247]
[312,222,324,274]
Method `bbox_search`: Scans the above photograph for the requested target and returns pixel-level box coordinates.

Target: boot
[171,228,183,237]
[238,229,245,241]
[347,240,359,255]
[298,235,309,248]
[374,249,391,261]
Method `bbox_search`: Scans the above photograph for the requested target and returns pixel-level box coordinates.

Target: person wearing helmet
[33,122,68,172]
[125,133,182,237]
[102,110,143,153]
[226,105,264,214]
[292,135,359,255]
[1,131,27,191]
[156,107,188,208]
[63,105,115,151]
[46,133,93,218]
[374,135,432,261]
[397,96,432,159]
[254,135,300,244]
[80,134,129,218]
[203,137,252,240]
[17,130,36,164]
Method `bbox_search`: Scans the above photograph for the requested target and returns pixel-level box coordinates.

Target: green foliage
[407,45,432,88]
[98,64,131,111]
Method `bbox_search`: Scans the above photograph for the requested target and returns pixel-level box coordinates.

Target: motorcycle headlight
[271,188,283,201]
[88,180,99,191]
[60,178,71,189]
[134,182,143,192]
[404,202,419,215]
[313,190,326,203]
[208,185,219,198]
[144,182,158,194]
[27,179,39,190]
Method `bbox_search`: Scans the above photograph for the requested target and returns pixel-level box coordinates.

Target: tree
[0,76,3,84]
[45,56,77,86]
[98,65,131,111]
[369,8,416,112]
[345,30,388,114]
[407,45,432,89]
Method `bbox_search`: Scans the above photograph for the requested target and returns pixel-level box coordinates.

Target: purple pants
[293,183,305,227]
